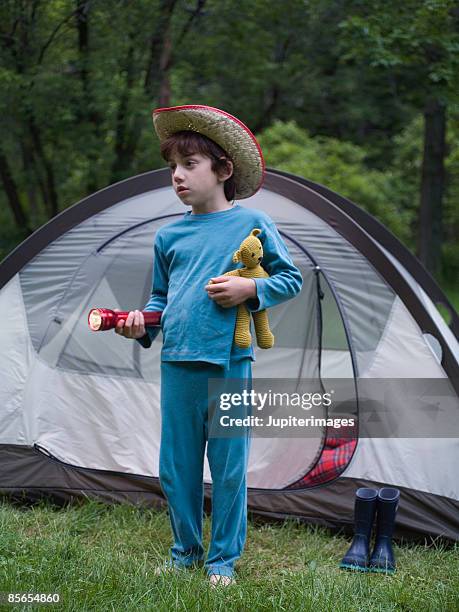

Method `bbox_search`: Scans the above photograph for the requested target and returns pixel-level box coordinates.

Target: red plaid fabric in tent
[286,427,357,488]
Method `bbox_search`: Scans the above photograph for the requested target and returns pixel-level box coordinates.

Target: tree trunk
[75,0,102,194]
[109,0,205,179]
[253,36,291,133]
[109,0,178,181]
[417,97,446,279]
[145,0,206,101]
[20,139,40,227]
[158,27,172,107]
[110,41,136,183]
[28,115,59,218]
[144,0,178,98]
[0,147,31,232]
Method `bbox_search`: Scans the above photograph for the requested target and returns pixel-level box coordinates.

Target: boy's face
[167,151,229,207]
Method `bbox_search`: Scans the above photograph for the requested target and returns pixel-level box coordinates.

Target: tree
[338,0,459,279]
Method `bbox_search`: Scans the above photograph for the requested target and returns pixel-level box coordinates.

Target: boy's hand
[114,309,146,339]
[205,276,256,308]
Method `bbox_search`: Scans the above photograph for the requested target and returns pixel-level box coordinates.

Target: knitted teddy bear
[211,228,275,349]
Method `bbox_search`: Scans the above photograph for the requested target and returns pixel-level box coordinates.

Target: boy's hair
[160,130,236,201]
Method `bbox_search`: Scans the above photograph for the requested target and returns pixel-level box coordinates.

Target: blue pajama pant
[159,358,252,578]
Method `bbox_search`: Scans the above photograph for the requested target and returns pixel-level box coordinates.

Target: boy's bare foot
[208,574,236,587]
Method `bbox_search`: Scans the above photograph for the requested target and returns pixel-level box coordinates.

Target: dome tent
[0,169,458,541]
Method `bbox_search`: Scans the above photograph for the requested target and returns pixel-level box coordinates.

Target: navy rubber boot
[369,487,400,574]
[339,487,378,572]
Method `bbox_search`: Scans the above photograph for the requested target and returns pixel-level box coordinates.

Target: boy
[115,105,302,586]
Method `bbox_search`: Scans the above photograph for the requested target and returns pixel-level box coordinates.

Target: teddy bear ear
[251,228,262,237]
[232,249,241,263]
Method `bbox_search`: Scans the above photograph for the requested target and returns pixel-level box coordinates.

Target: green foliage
[338,0,459,104]
[258,121,413,243]
[0,0,458,290]
[390,108,459,283]
[257,113,459,287]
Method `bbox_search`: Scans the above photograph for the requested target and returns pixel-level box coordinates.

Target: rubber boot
[339,487,378,571]
[368,487,400,574]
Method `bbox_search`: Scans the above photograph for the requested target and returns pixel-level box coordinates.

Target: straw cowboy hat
[152,104,265,199]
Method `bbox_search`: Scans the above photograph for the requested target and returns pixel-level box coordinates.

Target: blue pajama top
[137,203,303,369]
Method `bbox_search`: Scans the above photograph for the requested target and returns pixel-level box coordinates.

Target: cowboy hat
[152,104,265,199]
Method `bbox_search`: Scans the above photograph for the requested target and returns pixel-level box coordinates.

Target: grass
[0,499,458,611]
